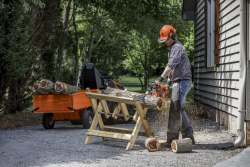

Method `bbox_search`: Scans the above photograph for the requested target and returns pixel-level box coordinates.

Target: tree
[74,5,116,85]
[0,0,61,113]
[60,0,189,86]
[0,1,33,113]
[0,0,195,113]
[56,0,72,81]
[72,2,79,86]
[122,0,194,90]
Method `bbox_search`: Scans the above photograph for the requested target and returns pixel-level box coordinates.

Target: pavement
[213,147,250,167]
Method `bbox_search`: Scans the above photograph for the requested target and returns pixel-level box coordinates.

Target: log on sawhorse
[85,88,154,151]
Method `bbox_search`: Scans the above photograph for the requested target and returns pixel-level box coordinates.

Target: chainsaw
[149,81,169,98]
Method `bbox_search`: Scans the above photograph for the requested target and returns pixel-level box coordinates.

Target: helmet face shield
[158,36,169,43]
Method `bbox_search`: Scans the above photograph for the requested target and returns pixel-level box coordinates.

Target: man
[156,25,195,145]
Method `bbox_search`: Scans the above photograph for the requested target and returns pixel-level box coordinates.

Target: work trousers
[167,80,192,143]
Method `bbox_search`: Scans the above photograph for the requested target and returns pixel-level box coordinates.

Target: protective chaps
[166,82,187,144]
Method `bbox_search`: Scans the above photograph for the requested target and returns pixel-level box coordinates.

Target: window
[206,0,220,71]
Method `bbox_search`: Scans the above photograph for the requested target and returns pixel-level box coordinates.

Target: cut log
[39,79,59,94]
[104,88,164,111]
[40,79,54,89]
[32,83,41,93]
[171,138,193,153]
[32,83,50,95]
[145,137,160,152]
[54,81,81,94]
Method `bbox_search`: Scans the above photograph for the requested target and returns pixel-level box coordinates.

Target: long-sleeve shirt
[167,41,192,82]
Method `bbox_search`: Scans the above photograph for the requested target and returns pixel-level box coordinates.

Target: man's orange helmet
[158,25,176,43]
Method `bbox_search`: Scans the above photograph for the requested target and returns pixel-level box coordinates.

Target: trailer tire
[82,110,93,129]
[42,113,55,129]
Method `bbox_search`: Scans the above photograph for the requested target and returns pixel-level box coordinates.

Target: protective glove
[165,80,172,90]
[155,77,164,83]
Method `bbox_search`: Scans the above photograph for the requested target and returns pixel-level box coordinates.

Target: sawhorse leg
[126,102,154,150]
[126,116,143,150]
[134,101,154,137]
[85,89,108,144]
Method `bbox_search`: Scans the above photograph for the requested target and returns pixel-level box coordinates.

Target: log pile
[104,88,164,111]
[32,79,81,95]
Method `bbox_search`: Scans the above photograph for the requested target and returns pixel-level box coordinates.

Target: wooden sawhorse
[85,88,154,150]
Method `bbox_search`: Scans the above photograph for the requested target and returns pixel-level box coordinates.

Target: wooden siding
[194,95,238,116]
[194,90,238,107]
[194,79,239,89]
[194,0,240,116]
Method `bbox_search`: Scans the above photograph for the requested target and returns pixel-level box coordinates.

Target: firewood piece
[32,83,49,95]
[145,137,160,152]
[54,81,81,94]
[104,88,164,111]
[39,79,60,94]
[40,79,54,89]
[32,83,40,92]
[171,138,193,153]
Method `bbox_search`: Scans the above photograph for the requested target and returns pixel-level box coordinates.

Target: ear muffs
[169,29,177,40]
[172,32,177,40]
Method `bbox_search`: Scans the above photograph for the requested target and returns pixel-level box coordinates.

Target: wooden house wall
[194,0,241,116]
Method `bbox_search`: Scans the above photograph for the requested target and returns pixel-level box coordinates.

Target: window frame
[205,0,220,72]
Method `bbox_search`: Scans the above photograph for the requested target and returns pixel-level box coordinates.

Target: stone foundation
[247,120,250,147]
[194,100,249,147]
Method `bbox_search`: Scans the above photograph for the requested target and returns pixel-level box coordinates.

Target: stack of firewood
[32,79,81,95]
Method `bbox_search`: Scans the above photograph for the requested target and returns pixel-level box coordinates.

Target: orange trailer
[33,89,97,129]
[32,63,129,129]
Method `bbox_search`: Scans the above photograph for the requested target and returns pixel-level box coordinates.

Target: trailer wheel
[82,110,93,129]
[42,113,55,129]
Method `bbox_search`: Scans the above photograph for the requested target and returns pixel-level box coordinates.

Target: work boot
[186,135,195,145]
[181,127,188,138]
[183,127,195,145]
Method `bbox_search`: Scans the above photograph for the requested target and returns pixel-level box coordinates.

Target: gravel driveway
[0,111,245,167]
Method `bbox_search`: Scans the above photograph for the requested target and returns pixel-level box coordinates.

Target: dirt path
[0,112,43,131]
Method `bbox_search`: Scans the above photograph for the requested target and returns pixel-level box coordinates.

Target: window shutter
[214,0,220,65]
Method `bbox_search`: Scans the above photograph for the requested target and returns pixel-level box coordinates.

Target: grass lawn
[117,76,159,93]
